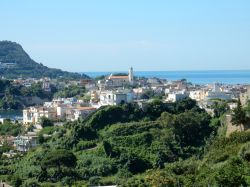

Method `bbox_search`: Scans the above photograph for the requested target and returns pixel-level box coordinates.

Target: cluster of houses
[22,68,250,125]
[2,67,250,154]
[23,98,96,125]
[0,132,38,157]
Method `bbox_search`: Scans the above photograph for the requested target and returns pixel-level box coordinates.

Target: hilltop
[0,41,89,79]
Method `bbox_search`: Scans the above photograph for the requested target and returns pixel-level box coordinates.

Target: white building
[99,90,134,106]
[166,91,189,103]
[189,90,206,101]
[23,97,97,124]
[23,107,57,125]
[42,77,51,92]
[67,107,96,121]
[98,68,134,89]
[205,91,231,101]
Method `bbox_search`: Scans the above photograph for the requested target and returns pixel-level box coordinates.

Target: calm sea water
[83,70,250,84]
[0,110,22,120]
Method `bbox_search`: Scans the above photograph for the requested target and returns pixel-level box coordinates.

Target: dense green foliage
[40,117,54,128]
[211,99,230,118]
[1,98,250,186]
[0,119,23,136]
[54,85,85,98]
[0,41,89,79]
[0,80,56,109]
[232,99,249,126]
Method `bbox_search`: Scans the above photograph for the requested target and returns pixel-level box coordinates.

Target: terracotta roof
[109,76,129,79]
[76,107,96,111]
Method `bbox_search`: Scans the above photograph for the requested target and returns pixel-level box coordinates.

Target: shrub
[239,142,250,161]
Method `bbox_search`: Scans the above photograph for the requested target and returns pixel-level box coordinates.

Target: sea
[83,70,250,85]
[0,110,23,120]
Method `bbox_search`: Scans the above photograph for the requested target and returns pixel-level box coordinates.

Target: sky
[0,0,250,72]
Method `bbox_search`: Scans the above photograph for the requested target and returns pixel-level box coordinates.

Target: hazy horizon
[1,1,250,72]
[81,69,250,73]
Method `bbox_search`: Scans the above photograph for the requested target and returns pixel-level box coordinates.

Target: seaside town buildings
[1,67,250,155]
[23,98,96,124]
[16,67,250,127]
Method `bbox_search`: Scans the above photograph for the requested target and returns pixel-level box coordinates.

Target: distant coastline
[82,70,250,84]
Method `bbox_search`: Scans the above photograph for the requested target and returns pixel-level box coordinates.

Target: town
[1,67,250,156]
[1,0,250,185]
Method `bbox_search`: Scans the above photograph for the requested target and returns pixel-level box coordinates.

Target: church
[106,67,134,87]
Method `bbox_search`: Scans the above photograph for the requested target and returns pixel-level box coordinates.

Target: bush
[21,178,40,187]
[75,140,97,151]
[40,117,54,128]
[215,157,247,186]
[89,176,101,186]
[239,142,250,161]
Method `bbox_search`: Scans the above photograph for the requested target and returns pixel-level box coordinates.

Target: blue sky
[0,0,250,72]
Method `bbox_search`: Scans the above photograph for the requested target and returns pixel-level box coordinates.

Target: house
[166,91,188,102]
[80,79,97,90]
[202,83,232,101]
[90,91,99,103]
[147,78,163,87]
[23,107,57,125]
[13,132,38,152]
[42,77,51,92]
[240,85,250,106]
[189,90,207,101]
[99,90,134,106]
[133,87,150,99]
[66,107,96,121]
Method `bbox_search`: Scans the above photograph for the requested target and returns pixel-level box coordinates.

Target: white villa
[23,107,57,125]
[99,90,134,106]
[166,91,189,103]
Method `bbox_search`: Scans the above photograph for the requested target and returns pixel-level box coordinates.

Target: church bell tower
[129,67,134,83]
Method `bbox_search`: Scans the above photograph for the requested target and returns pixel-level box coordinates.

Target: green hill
[0,41,89,79]
[1,99,250,186]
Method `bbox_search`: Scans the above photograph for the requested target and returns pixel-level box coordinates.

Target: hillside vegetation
[0,79,56,109]
[1,98,250,186]
[0,41,89,79]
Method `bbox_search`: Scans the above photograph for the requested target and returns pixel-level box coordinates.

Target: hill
[1,99,250,186]
[0,41,89,79]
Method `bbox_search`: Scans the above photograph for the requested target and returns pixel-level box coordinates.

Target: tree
[215,157,247,186]
[175,98,197,113]
[211,100,229,118]
[171,110,212,147]
[40,117,54,128]
[37,134,45,144]
[103,140,113,157]
[41,149,77,173]
[245,101,250,118]
[231,99,247,130]
[158,112,174,127]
